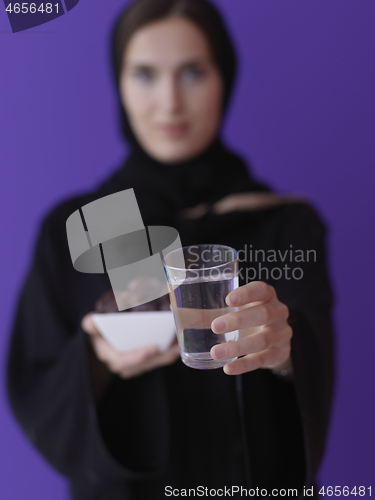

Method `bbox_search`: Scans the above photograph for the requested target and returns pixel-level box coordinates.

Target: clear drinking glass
[163,244,239,369]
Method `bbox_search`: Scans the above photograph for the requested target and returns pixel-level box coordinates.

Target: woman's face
[119,16,224,163]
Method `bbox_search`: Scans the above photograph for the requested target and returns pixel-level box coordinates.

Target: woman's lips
[156,123,189,137]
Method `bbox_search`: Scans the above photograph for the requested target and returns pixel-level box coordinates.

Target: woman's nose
[158,76,183,115]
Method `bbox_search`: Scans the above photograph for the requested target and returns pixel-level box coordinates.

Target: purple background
[1,0,374,498]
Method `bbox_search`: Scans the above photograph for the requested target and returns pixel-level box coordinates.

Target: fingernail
[214,346,227,359]
[213,319,227,333]
[224,363,236,375]
[229,293,239,306]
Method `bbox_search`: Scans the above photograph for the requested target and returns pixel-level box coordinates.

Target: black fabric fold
[97,137,269,228]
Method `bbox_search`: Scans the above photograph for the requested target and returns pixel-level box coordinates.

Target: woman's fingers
[140,342,180,371]
[111,344,160,372]
[81,313,100,336]
[170,283,279,334]
[211,298,288,333]
[210,324,291,361]
[82,309,180,378]
[89,333,124,365]
[225,281,275,307]
[174,307,228,330]
[223,342,291,376]
[116,342,180,378]
[205,281,293,376]
[92,334,180,379]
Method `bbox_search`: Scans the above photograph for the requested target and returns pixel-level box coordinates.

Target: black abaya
[7,177,334,499]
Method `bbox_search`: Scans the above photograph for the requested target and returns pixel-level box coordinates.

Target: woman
[7,0,335,499]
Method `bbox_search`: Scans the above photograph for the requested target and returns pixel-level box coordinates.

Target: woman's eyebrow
[177,58,209,70]
[124,61,154,71]
[124,56,210,71]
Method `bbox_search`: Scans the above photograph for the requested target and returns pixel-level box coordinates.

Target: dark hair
[111,0,238,111]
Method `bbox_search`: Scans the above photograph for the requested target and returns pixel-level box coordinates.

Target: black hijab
[100,0,269,227]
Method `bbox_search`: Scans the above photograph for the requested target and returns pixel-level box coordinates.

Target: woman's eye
[181,67,206,82]
[133,68,154,82]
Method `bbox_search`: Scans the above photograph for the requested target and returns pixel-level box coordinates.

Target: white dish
[92,311,176,352]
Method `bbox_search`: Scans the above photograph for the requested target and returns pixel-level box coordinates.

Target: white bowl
[92,311,176,352]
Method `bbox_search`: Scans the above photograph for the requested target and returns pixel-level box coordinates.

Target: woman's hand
[210,281,293,376]
[82,313,180,379]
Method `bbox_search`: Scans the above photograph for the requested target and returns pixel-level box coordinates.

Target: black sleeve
[6,213,168,484]
[274,203,335,484]
[238,203,335,493]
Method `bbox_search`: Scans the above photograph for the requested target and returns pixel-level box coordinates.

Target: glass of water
[163,244,239,369]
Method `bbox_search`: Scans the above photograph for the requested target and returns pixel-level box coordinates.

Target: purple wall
[1,1,374,498]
